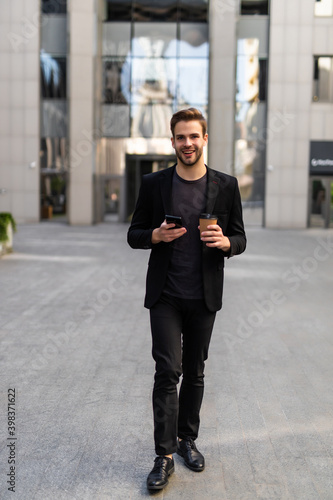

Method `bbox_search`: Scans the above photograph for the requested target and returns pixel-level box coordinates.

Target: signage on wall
[310,141,333,176]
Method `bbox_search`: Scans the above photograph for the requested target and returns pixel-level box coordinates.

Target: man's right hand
[151,220,187,244]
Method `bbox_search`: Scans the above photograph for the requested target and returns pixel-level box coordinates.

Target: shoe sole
[176,449,205,472]
[147,465,175,490]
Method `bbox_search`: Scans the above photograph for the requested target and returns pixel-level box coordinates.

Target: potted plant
[0,213,17,255]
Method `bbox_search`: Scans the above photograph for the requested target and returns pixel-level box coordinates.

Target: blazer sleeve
[226,179,247,258]
[127,176,154,250]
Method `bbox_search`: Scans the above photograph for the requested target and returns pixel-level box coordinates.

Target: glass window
[315,0,333,16]
[309,179,333,228]
[40,137,68,172]
[179,0,209,22]
[102,105,131,136]
[313,56,333,102]
[133,0,178,21]
[40,171,67,216]
[40,54,67,99]
[236,39,259,103]
[241,1,269,15]
[105,0,132,21]
[178,58,208,106]
[234,36,265,209]
[258,59,267,102]
[104,0,209,22]
[132,23,177,57]
[102,0,209,138]
[131,103,173,137]
[102,23,131,56]
[42,0,67,14]
[103,58,130,104]
[41,17,67,55]
[131,57,177,104]
[41,101,67,138]
[179,23,209,57]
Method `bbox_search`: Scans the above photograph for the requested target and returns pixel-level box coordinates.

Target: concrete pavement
[0,221,333,500]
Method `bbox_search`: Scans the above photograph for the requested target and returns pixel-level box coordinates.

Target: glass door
[309,177,333,228]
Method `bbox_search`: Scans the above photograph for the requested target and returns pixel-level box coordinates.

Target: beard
[175,146,204,167]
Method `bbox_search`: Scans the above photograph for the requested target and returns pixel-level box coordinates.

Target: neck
[176,161,206,181]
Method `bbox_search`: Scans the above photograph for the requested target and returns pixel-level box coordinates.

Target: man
[127,108,246,491]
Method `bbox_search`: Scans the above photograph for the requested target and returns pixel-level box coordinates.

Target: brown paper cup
[199,214,217,237]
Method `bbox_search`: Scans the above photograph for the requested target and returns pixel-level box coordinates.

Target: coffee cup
[199,213,218,237]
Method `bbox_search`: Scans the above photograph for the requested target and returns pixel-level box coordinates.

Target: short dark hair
[170,108,207,137]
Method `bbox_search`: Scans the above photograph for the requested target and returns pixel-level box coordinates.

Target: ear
[171,136,175,148]
[204,133,208,146]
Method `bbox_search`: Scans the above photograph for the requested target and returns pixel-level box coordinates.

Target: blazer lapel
[205,167,220,214]
[159,164,176,215]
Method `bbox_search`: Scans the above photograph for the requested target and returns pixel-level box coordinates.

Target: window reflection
[240,1,269,15]
[131,58,177,104]
[40,52,66,99]
[258,59,267,102]
[42,0,67,14]
[179,23,209,57]
[40,138,68,218]
[313,57,333,103]
[40,137,68,172]
[132,23,177,57]
[314,0,333,16]
[102,1,209,138]
[105,0,132,21]
[102,105,131,137]
[41,172,67,217]
[131,104,172,137]
[234,103,266,203]
[102,23,131,56]
[133,0,178,21]
[103,58,130,104]
[105,0,209,22]
[178,59,208,106]
[41,101,67,137]
[235,38,265,204]
[179,0,209,22]
[236,39,259,103]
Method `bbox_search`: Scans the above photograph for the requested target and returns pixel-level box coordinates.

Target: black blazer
[127,165,246,312]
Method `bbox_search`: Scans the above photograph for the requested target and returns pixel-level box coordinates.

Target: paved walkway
[0,222,333,500]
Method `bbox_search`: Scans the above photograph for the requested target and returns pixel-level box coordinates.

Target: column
[68,0,96,225]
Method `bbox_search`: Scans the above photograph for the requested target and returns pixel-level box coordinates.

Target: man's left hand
[199,224,231,252]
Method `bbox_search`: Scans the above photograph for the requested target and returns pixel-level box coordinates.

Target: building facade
[0,0,333,228]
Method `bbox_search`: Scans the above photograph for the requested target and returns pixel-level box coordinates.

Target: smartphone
[165,215,183,228]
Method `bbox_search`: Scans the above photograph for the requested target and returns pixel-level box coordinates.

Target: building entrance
[124,154,176,222]
[309,177,333,228]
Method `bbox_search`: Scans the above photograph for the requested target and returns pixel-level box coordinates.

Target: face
[171,120,208,168]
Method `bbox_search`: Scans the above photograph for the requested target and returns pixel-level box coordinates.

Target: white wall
[0,0,40,222]
[265,0,333,228]
[208,0,237,174]
[67,0,96,225]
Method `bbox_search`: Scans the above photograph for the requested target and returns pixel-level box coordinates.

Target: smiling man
[127,108,246,491]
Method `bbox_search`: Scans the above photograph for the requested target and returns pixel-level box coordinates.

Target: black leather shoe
[147,456,175,490]
[177,438,205,472]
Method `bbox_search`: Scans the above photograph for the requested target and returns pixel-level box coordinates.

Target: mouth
[182,150,195,158]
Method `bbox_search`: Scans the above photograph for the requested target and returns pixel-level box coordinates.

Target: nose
[184,137,192,147]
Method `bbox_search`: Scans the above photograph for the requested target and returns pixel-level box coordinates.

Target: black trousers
[149,293,216,456]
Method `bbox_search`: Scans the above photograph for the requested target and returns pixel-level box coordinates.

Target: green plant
[0,213,17,243]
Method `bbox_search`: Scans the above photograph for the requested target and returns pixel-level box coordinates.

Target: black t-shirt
[163,169,207,299]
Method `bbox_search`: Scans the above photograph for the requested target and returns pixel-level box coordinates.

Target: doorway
[309,177,333,228]
[125,154,176,222]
